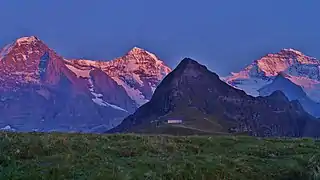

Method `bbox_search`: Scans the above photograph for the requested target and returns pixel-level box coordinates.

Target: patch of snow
[146,51,160,63]
[92,97,127,112]
[16,36,38,45]
[91,92,103,98]
[65,64,91,78]
[22,54,27,60]
[132,73,144,85]
[282,48,304,56]
[225,77,272,96]
[91,97,107,106]
[88,77,128,112]
[151,85,156,94]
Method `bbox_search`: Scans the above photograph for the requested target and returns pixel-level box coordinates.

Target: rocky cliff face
[109,58,320,137]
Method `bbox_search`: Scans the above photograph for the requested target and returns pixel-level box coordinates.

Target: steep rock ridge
[109,58,320,137]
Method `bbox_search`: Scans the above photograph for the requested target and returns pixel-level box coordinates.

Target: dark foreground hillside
[0,132,320,180]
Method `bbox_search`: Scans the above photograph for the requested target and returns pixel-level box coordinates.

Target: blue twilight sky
[0,0,320,75]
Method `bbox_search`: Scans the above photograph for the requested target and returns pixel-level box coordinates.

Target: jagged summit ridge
[119,46,169,70]
[180,57,200,65]
[171,57,214,79]
[280,48,304,56]
[16,36,40,45]
[228,48,319,79]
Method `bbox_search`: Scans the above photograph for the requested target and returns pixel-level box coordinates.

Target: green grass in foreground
[0,132,320,180]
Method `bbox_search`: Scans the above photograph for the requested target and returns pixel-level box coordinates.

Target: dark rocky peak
[158,58,233,95]
[166,58,219,81]
[177,58,208,72]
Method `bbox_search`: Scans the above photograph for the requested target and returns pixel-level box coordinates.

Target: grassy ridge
[0,132,320,180]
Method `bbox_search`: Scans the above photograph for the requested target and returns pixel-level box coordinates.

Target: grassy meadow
[0,132,320,179]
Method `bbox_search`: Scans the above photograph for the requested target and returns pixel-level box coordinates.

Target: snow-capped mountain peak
[124,46,167,67]
[280,48,304,56]
[0,36,46,60]
[0,36,81,91]
[16,36,40,45]
[253,48,318,77]
[0,36,41,61]
[226,48,320,81]
[127,46,146,54]
[225,48,320,103]
[1,36,171,110]
[105,47,171,103]
[65,47,171,107]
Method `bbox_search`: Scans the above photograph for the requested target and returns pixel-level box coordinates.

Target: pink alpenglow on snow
[66,46,172,106]
[224,48,320,102]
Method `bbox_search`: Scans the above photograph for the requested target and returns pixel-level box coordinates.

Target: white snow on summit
[225,48,320,102]
[64,47,171,106]
[65,63,91,78]
[16,36,38,45]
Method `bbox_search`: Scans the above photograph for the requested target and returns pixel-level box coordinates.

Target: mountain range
[1,36,320,136]
[109,58,320,137]
[0,36,171,132]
